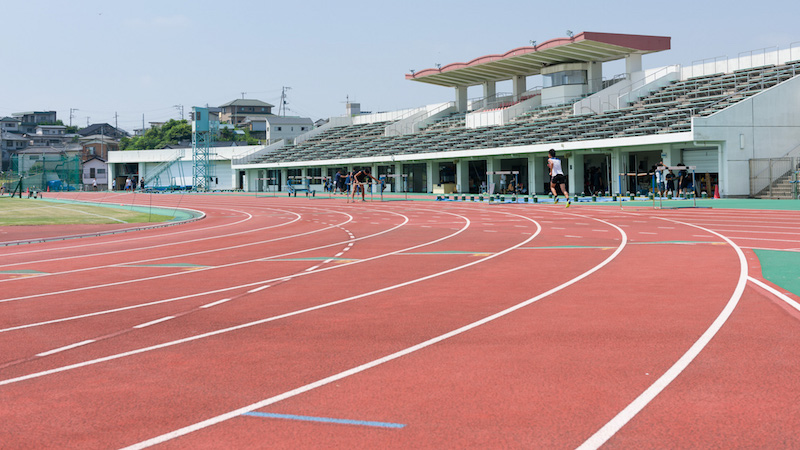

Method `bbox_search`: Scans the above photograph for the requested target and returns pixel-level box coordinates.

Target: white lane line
[578,218,748,450]
[0,207,257,266]
[639,232,656,235]
[248,285,271,294]
[0,208,465,334]
[133,316,176,329]
[122,216,628,449]
[0,211,376,303]
[748,277,800,313]
[200,298,233,309]
[0,209,481,381]
[36,340,95,357]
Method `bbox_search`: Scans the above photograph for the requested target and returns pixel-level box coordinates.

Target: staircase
[143,151,183,187]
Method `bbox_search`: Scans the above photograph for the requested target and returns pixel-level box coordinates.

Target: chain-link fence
[750,157,799,199]
[4,153,82,193]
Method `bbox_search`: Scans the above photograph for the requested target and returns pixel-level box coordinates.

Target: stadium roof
[406,32,670,87]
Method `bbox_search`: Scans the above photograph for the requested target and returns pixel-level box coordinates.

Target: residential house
[77,123,128,139]
[82,156,108,189]
[12,111,57,134]
[29,125,70,147]
[80,135,119,161]
[219,99,274,126]
[243,115,313,142]
[1,130,28,170]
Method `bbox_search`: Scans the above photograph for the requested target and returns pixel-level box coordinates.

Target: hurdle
[379,174,408,201]
[654,165,705,209]
[486,170,519,202]
[255,177,277,197]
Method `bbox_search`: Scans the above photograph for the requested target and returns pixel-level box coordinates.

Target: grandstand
[109,32,800,198]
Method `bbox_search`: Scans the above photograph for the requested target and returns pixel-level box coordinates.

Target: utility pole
[173,105,184,120]
[114,112,119,131]
[86,117,90,127]
[69,108,79,127]
[241,92,246,99]
[280,86,291,116]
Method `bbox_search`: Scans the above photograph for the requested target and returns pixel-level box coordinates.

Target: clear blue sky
[1,0,798,133]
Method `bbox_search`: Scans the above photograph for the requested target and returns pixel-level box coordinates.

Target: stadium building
[109,32,800,198]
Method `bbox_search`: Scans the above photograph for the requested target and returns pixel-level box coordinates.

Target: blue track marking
[243,412,405,429]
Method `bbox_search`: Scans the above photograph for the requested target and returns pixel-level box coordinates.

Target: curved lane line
[748,276,800,313]
[0,210,512,386]
[1,207,449,330]
[577,217,748,450]
[0,210,364,302]
[120,215,627,449]
[0,204,340,270]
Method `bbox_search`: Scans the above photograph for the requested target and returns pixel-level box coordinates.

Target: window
[543,70,587,88]
[277,127,282,131]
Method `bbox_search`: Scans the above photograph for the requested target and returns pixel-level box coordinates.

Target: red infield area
[1,192,799,449]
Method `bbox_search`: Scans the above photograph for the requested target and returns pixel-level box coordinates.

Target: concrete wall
[693,75,800,196]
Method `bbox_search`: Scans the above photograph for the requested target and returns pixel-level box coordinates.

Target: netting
[7,153,82,192]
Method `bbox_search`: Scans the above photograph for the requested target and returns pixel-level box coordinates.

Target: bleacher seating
[243,61,800,166]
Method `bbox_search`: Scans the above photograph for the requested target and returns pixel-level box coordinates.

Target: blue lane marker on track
[243,411,405,429]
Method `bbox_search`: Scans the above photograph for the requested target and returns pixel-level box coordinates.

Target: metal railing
[750,156,799,198]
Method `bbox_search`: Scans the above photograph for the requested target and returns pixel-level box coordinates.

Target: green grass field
[0,198,176,226]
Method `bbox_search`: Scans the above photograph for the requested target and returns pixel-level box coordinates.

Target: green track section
[753,249,800,297]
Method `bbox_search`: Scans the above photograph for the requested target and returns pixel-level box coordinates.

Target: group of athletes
[331,167,382,203]
[325,151,571,206]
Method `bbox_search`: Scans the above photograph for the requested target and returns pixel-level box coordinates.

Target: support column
[527,156,536,195]
[425,161,434,193]
[512,75,527,101]
[626,54,643,78]
[108,163,116,190]
[486,158,496,194]
[455,86,468,112]
[456,159,469,194]
[610,149,624,195]
[569,152,584,195]
[371,163,379,193]
[280,168,288,192]
[482,81,496,101]
[394,162,403,192]
[587,61,603,93]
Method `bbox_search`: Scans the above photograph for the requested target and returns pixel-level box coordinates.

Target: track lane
[1,200,798,448]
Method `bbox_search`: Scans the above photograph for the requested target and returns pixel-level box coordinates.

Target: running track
[1,192,799,448]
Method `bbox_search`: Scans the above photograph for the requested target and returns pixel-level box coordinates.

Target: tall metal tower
[191,106,216,191]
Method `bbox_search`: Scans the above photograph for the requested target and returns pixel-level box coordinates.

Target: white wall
[693,75,800,196]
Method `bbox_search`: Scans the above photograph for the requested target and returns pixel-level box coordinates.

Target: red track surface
[1,192,799,449]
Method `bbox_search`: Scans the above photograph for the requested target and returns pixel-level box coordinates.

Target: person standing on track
[548,149,570,207]
[350,166,380,203]
[334,169,343,194]
[655,161,667,198]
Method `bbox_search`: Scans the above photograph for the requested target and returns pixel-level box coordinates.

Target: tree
[120,119,191,150]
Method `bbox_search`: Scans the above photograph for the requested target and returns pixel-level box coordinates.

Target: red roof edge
[406,32,671,80]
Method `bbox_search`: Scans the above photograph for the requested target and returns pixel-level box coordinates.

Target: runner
[548,149,570,207]
[350,166,380,203]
